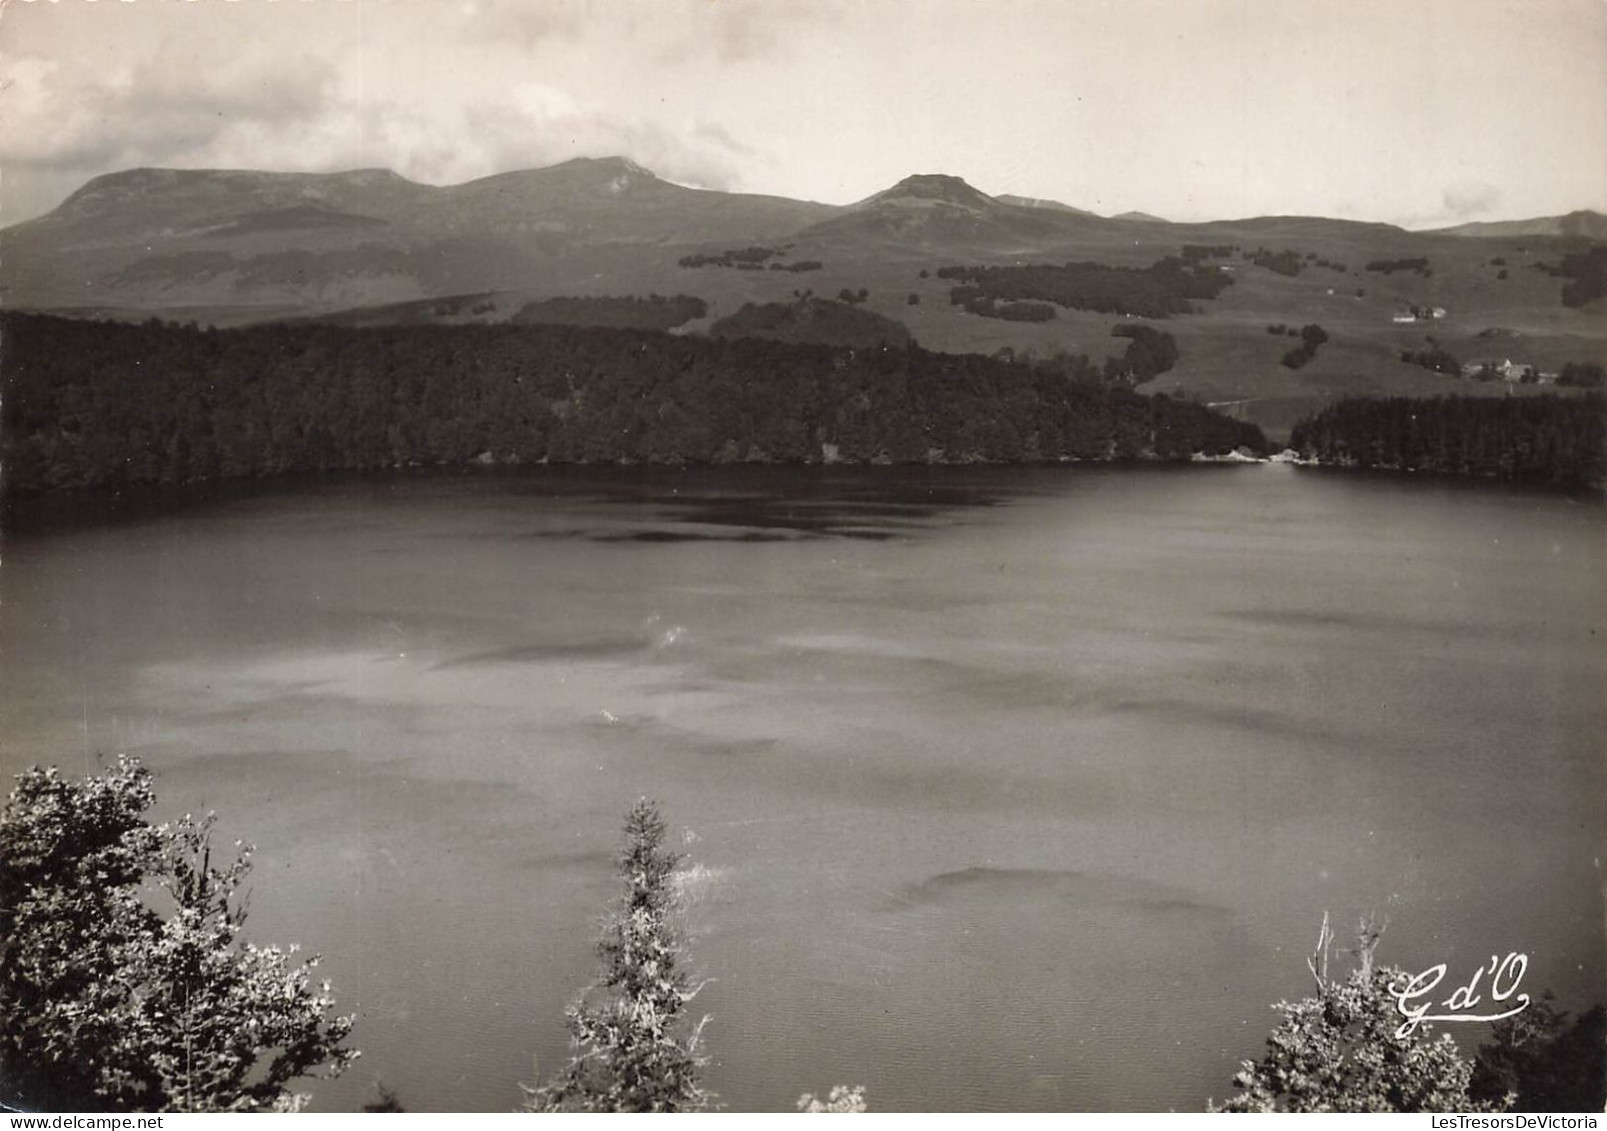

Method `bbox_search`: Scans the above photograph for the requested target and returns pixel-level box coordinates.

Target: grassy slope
[281,229,1604,444]
[29,210,1603,445]
[759,222,1606,443]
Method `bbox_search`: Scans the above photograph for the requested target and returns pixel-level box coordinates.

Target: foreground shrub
[0,756,356,1112]
[1212,917,1510,1113]
[1471,996,1607,1112]
[798,1085,868,1112]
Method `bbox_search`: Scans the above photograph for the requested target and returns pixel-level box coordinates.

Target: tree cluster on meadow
[936,255,1233,318]
[1280,323,1330,369]
[1532,245,1607,308]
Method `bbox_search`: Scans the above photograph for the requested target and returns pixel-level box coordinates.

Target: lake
[1,464,1601,1112]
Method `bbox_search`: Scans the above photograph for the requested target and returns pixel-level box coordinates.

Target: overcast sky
[2,0,1603,228]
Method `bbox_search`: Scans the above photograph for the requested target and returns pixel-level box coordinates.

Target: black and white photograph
[0,0,1603,1116]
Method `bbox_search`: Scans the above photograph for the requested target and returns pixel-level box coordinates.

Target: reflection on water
[0,465,1602,1112]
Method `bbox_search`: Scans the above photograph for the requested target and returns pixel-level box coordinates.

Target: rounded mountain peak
[457,156,665,201]
[858,174,997,211]
[547,156,659,183]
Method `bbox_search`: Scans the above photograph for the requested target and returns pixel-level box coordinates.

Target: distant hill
[1113,210,1169,223]
[0,158,835,312]
[1189,214,1407,239]
[789,173,1110,253]
[1431,210,1607,241]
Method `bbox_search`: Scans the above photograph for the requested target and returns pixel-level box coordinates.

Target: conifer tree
[526,799,712,1112]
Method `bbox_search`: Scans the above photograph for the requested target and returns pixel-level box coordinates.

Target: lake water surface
[1,465,1602,1112]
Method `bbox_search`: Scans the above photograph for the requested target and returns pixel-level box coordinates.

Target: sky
[2,0,1603,228]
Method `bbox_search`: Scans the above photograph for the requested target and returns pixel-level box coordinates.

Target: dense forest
[707,296,912,348]
[511,294,707,330]
[0,313,1266,497]
[935,256,1233,318]
[1289,393,1603,485]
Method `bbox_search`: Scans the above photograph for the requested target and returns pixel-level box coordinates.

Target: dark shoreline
[0,459,1266,535]
[1274,457,1607,497]
[7,456,1603,538]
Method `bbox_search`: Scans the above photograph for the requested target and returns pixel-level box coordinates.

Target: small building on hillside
[1392,305,1446,324]
[1464,358,1544,383]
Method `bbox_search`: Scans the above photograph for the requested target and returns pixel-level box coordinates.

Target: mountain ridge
[18,159,1601,239]
[1429,209,1607,241]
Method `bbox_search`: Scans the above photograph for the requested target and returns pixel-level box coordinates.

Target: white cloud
[1,42,340,171]
[458,0,588,49]
[0,0,1601,226]
[649,0,845,67]
[0,13,756,220]
[1441,182,1503,221]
